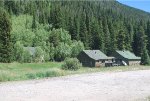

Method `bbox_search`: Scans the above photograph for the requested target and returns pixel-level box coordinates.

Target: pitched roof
[24,47,36,56]
[116,50,141,60]
[83,50,109,60]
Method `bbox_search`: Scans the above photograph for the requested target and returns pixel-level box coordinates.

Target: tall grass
[0,62,150,82]
[0,62,63,82]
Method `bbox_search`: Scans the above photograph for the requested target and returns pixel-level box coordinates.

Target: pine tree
[108,20,117,54]
[138,26,150,65]
[0,0,4,8]
[79,12,88,48]
[91,18,102,50]
[127,23,134,51]
[32,12,37,30]
[74,17,80,41]
[68,17,76,40]
[0,9,12,63]
[133,25,150,65]
[117,29,126,50]
[141,46,150,65]
[50,4,65,29]
[146,21,150,55]
[103,17,111,55]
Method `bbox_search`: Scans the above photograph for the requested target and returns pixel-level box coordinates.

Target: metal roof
[24,47,36,56]
[83,50,109,60]
[116,50,141,60]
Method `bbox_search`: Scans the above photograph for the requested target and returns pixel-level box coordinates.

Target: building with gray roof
[77,50,112,67]
[113,50,141,66]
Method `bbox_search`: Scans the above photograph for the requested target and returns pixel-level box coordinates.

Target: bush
[45,69,64,77]
[25,68,64,80]
[25,73,36,79]
[34,47,45,62]
[71,40,84,57]
[55,43,71,61]
[62,58,81,71]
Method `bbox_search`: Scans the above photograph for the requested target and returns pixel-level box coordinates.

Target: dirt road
[0,70,150,101]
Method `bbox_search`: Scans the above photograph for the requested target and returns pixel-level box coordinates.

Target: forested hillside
[0,0,150,64]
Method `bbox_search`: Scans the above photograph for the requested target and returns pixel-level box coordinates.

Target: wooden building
[77,50,111,67]
[112,50,141,66]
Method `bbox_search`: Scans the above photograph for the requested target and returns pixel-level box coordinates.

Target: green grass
[0,62,150,82]
[0,62,63,82]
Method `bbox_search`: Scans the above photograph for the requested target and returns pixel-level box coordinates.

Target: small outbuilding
[24,47,44,62]
[112,50,141,66]
[24,47,36,56]
[77,50,111,67]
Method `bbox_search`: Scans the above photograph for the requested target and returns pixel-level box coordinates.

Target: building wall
[77,52,95,67]
[128,60,141,66]
[77,52,107,67]
[113,52,141,66]
[113,52,129,66]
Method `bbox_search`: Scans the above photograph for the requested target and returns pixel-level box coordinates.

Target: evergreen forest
[0,0,150,64]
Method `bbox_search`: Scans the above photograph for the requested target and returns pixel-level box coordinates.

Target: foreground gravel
[0,70,150,101]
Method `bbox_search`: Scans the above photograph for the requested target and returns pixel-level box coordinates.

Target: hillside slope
[1,0,150,59]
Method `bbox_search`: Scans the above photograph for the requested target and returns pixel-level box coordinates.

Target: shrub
[26,73,36,79]
[45,68,65,77]
[34,47,45,62]
[55,43,71,61]
[13,41,24,62]
[71,40,84,57]
[62,58,81,71]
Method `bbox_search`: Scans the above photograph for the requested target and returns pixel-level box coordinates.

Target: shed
[24,47,36,56]
[24,47,44,62]
[112,50,141,66]
[77,50,111,67]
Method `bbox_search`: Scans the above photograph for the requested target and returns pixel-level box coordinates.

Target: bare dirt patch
[0,70,150,101]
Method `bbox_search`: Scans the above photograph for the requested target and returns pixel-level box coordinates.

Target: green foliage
[26,69,65,80]
[33,29,49,46]
[2,1,150,63]
[71,40,84,57]
[138,26,150,65]
[146,21,150,55]
[62,58,81,71]
[0,8,12,63]
[49,28,60,47]
[23,49,32,63]
[141,47,150,65]
[55,43,71,61]
[48,28,71,47]
[1,62,150,82]
[11,15,35,46]
[117,30,126,50]
[13,41,32,63]
[48,43,55,61]
[32,12,37,30]
[13,41,24,62]
[34,47,45,62]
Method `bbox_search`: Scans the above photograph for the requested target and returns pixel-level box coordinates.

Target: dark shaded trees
[0,9,12,62]
[1,0,150,63]
[138,26,150,65]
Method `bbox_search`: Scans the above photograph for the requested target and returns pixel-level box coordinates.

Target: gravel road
[0,70,150,101]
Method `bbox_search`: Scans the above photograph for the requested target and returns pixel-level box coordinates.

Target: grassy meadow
[0,62,150,82]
